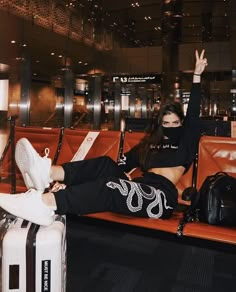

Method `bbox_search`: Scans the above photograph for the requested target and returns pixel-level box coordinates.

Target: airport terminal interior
[1,0,236,291]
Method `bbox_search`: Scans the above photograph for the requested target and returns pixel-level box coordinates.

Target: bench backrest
[196,135,236,189]
[0,126,195,198]
[56,128,121,165]
[15,126,62,162]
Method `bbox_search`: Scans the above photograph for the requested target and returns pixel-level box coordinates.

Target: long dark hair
[137,101,184,171]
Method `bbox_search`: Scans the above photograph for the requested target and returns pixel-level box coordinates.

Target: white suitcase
[0,214,66,292]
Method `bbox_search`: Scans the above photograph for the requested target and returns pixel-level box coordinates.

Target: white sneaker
[15,138,52,191]
[0,189,55,226]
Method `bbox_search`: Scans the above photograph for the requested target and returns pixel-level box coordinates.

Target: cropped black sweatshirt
[119,83,201,174]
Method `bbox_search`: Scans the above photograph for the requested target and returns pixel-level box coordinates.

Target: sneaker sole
[0,193,54,226]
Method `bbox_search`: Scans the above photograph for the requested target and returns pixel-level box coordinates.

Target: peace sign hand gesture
[194,49,208,76]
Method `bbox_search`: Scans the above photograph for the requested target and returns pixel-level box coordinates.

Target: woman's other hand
[50,181,67,192]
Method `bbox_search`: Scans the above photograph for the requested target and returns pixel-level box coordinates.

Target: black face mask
[162,126,183,141]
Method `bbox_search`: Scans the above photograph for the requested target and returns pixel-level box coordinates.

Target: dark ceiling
[83,0,230,46]
[0,0,231,81]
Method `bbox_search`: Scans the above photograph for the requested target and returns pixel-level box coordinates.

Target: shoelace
[44,148,50,157]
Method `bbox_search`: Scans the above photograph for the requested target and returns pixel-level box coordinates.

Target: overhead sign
[112,75,161,84]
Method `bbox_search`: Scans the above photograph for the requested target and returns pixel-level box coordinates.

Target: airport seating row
[0,124,236,246]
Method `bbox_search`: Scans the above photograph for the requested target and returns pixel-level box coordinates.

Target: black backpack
[177,172,236,237]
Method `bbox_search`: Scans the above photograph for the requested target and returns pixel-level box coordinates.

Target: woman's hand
[194,49,208,75]
[50,181,67,192]
[125,172,132,180]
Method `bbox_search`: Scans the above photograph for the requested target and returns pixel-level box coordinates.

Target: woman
[0,50,208,226]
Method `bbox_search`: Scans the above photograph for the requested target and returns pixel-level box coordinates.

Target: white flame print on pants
[106,179,173,218]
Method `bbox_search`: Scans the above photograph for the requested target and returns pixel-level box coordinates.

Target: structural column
[114,80,121,130]
[139,87,147,118]
[92,75,102,130]
[129,84,136,118]
[161,0,182,101]
[64,68,74,128]
[228,0,236,117]
[229,1,236,86]
[19,56,31,126]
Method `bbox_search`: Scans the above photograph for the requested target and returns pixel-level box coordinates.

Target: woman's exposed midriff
[148,166,185,185]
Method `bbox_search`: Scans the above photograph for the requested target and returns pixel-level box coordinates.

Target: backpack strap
[177,187,201,237]
[71,131,100,161]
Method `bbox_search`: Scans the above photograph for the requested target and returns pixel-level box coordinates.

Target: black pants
[54,156,178,219]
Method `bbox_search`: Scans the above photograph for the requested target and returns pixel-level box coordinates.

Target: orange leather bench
[0,127,194,236]
[1,126,236,245]
[0,126,62,193]
[0,127,121,193]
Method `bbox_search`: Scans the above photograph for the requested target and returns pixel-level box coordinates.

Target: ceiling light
[164,11,172,16]
[15,57,24,61]
[173,14,183,18]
